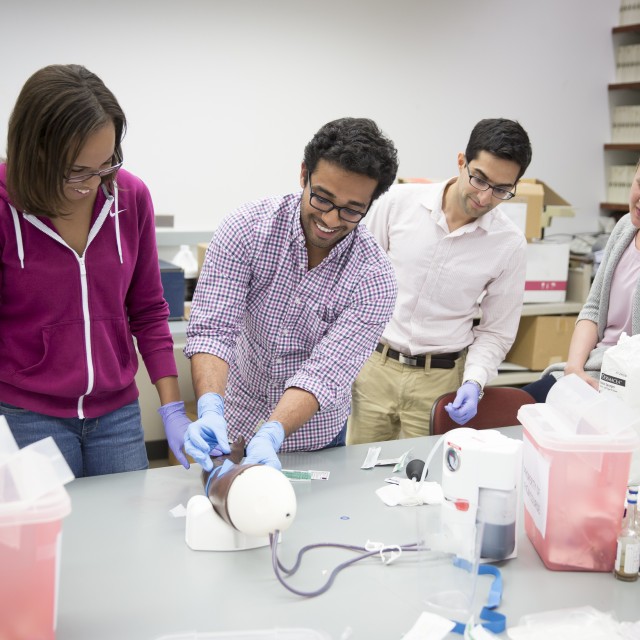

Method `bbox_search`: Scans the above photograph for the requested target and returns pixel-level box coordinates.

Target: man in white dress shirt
[347,118,532,442]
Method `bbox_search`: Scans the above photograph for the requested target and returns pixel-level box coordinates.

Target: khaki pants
[347,348,465,444]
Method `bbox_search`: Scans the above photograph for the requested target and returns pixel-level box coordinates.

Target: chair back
[430,386,536,435]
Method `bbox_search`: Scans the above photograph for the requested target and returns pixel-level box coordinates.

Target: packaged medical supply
[600,331,640,410]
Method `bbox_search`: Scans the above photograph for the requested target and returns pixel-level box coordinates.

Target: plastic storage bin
[0,420,74,640]
[518,375,640,572]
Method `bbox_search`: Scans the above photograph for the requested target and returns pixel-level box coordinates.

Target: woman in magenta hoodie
[0,64,192,476]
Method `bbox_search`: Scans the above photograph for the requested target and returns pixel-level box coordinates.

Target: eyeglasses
[65,155,123,184]
[465,160,516,201]
[308,173,370,223]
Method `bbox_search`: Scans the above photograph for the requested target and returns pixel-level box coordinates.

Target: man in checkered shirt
[179,118,399,472]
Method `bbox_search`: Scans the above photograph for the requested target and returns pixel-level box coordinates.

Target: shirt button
[295,297,301,305]
[282,329,289,336]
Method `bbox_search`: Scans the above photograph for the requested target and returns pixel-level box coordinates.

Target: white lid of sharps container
[0,416,74,526]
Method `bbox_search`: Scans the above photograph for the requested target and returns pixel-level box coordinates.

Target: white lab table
[56,427,638,639]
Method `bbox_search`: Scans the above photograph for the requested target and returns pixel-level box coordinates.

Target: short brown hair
[465,118,532,182]
[6,64,126,217]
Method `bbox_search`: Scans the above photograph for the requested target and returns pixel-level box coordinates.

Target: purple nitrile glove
[158,401,191,469]
[183,392,231,472]
[244,421,285,470]
[444,382,480,425]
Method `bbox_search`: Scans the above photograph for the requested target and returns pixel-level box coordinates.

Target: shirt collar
[423,177,496,235]
[292,190,358,261]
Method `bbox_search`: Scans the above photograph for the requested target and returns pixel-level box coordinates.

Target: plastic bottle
[614,488,640,581]
[171,245,199,301]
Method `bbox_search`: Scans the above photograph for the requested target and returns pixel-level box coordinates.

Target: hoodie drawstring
[11,186,123,267]
[112,183,123,264]
[9,205,25,269]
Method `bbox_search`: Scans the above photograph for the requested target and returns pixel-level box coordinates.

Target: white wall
[0,0,621,236]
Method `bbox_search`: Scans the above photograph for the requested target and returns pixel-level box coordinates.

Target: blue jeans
[521,374,558,403]
[0,400,149,478]
[323,422,347,449]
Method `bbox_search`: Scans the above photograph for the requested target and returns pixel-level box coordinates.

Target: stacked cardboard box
[501,179,575,241]
[506,315,577,371]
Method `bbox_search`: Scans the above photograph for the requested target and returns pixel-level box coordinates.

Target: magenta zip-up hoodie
[0,164,177,418]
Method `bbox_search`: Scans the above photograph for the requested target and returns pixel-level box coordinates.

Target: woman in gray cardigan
[523,176,640,400]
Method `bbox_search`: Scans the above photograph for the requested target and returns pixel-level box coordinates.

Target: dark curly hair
[303,117,399,202]
[465,118,532,181]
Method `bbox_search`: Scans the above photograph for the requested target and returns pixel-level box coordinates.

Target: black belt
[375,343,461,369]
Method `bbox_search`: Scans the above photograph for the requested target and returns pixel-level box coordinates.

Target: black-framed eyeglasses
[465,159,516,201]
[308,173,370,223]
[65,152,123,184]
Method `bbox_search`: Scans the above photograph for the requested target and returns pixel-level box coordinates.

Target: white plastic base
[185,495,277,551]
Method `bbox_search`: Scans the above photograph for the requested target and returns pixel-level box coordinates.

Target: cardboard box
[502,179,575,241]
[506,315,577,370]
[524,242,570,303]
[528,179,576,228]
[502,181,544,240]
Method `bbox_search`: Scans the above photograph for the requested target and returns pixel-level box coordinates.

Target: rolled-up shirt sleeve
[185,212,252,362]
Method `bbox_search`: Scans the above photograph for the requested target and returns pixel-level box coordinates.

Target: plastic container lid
[0,419,74,526]
[0,485,71,527]
[518,402,640,453]
[518,374,640,453]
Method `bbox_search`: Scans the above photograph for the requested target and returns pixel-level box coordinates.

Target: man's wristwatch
[463,379,484,400]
